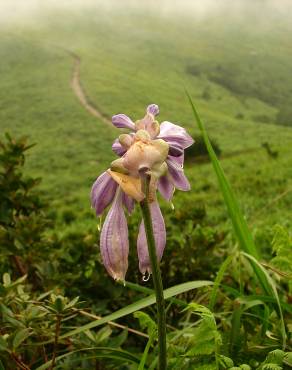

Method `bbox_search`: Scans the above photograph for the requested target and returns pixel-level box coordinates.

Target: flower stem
[49,314,61,370]
[140,175,167,370]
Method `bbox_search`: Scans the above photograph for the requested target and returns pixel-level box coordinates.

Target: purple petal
[122,192,135,214]
[112,114,135,130]
[167,157,190,191]
[168,153,184,166]
[100,189,129,281]
[158,175,175,201]
[147,104,159,116]
[167,142,184,157]
[91,172,118,215]
[159,121,194,149]
[112,139,126,157]
[137,201,166,274]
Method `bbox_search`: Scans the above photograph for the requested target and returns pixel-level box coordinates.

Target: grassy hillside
[0,2,291,235]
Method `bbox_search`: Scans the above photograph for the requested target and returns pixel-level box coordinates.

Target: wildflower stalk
[140,175,167,370]
[49,314,61,370]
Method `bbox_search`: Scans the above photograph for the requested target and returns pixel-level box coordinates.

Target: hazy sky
[1,0,291,27]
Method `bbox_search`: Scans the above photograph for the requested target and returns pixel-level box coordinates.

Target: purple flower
[137,200,166,274]
[91,172,133,281]
[91,104,193,281]
[111,104,194,200]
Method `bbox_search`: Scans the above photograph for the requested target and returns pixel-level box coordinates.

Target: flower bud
[147,120,160,138]
[100,188,129,281]
[122,138,169,177]
[135,113,154,131]
[119,134,133,149]
[135,129,151,143]
[147,104,159,116]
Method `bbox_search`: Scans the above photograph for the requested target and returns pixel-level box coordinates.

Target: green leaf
[134,311,156,336]
[185,303,221,358]
[3,273,11,287]
[95,326,112,344]
[186,92,273,297]
[108,329,128,348]
[124,280,187,307]
[65,296,79,309]
[13,328,31,350]
[229,305,243,357]
[283,352,292,366]
[53,296,64,313]
[209,254,233,310]
[59,280,212,340]
[134,312,156,370]
[242,252,286,349]
[218,355,234,368]
[35,347,140,370]
[0,336,8,352]
[8,274,27,289]
[138,336,154,370]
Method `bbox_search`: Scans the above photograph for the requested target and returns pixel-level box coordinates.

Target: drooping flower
[91,104,193,281]
[112,105,193,200]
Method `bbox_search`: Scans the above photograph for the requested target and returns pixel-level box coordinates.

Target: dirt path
[69,51,112,126]
[67,50,265,163]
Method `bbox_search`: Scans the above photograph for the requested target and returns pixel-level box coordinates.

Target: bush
[276,105,292,127]
[0,134,54,286]
[185,135,222,162]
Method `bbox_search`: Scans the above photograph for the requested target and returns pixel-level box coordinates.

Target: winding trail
[69,51,112,126]
[67,50,265,164]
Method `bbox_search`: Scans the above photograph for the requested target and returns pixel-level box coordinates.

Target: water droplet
[142,271,151,282]
[170,202,175,211]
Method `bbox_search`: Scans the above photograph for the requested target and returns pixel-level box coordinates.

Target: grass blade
[59,280,212,340]
[209,255,233,311]
[124,281,187,307]
[138,336,154,370]
[186,92,271,296]
[35,347,140,370]
[241,252,286,349]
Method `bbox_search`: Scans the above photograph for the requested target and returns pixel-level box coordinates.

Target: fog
[1,0,292,28]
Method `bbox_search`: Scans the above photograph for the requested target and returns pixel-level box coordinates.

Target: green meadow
[1,3,291,233]
[0,1,292,368]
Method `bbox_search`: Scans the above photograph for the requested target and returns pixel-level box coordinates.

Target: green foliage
[163,303,221,369]
[185,303,221,357]
[184,134,222,162]
[276,105,292,127]
[0,273,137,369]
[1,4,292,366]
[256,349,292,370]
[270,225,292,292]
[134,311,157,337]
[0,134,53,284]
[0,127,291,368]
[188,93,276,295]
[134,312,157,370]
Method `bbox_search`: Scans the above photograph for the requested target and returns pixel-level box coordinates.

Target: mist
[1,0,292,29]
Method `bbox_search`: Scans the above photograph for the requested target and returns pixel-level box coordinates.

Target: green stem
[140,176,167,370]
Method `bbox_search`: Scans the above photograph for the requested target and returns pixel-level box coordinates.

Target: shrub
[276,105,292,127]
[184,135,222,162]
[0,134,53,285]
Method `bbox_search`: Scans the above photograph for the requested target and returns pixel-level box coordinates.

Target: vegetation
[0,1,292,368]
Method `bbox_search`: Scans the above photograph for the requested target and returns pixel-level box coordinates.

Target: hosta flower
[112,105,194,200]
[91,104,193,281]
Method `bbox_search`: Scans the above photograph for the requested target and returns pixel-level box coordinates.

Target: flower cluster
[91,104,193,281]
